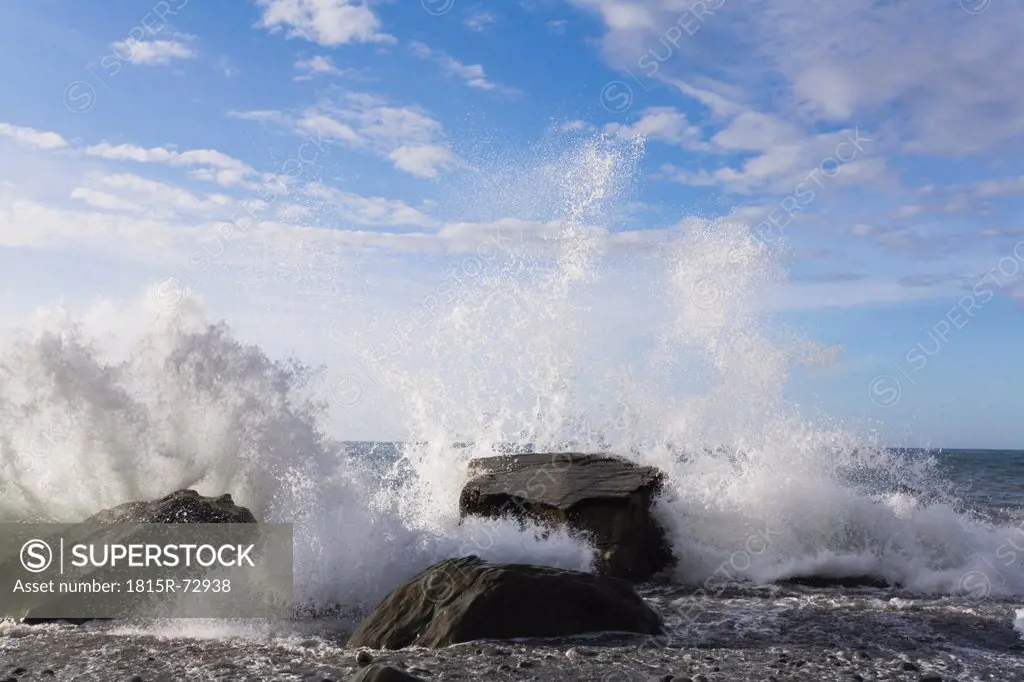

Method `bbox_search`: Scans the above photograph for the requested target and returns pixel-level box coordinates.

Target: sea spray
[1,129,1023,622]
[0,290,592,619]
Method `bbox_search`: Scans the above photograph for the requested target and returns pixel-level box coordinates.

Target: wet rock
[459,453,674,581]
[356,651,374,666]
[348,666,425,682]
[902,661,920,671]
[918,674,942,682]
[781,574,896,589]
[347,556,663,649]
[14,489,256,625]
[84,489,256,524]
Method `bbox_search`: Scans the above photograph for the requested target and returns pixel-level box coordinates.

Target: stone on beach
[83,489,257,524]
[13,489,256,625]
[346,555,663,649]
[459,452,675,582]
[348,665,427,681]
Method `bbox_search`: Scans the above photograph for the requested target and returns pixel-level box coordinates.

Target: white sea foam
[1,130,1022,625]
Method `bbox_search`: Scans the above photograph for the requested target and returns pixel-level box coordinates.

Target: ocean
[1,136,1022,680]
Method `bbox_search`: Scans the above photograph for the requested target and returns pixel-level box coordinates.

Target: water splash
[1,129,1023,618]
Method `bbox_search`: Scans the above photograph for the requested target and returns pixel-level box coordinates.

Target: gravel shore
[2,586,1021,682]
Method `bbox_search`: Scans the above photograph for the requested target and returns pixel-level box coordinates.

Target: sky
[1,0,1023,448]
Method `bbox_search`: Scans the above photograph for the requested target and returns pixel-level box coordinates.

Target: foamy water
[1,131,1022,629]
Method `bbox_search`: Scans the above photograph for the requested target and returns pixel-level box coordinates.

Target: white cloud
[464,10,497,32]
[69,187,144,212]
[407,41,513,93]
[661,120,882,195]
[304,182,438,227]
[1,121,264,190]
[0,197,200,253]
[571,0,1024,156]
[604,107,706,149]
[0,123,69,150]
[254,0,394,46]
[894,205,925,219]
[567,0,655,31]
[111,39,196,65]
[87,173,234,214]
[974,176,1024,198]
[388,145,457,179]
[233,90,458,178]
[83,142,256,188]
[668,79,747,119]
[710,111,803,152]
[296,112,361,144]
[294,55,362,79]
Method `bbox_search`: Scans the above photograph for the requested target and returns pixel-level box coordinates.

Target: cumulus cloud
[110,38,197,65]
[0,123,69,150]
[254,0,394,46]
[231,90,459,178]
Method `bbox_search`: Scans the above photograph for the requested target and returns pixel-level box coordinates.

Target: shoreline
[3,585,1022,682]
[0,626,1009,681]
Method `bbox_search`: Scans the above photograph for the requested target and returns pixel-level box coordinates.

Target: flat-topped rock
[346,556,663,649]
[460,453,674,582]
[464,452,665,507]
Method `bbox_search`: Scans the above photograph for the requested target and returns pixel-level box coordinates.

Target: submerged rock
[346,556,663,649]
[459,453,674,582]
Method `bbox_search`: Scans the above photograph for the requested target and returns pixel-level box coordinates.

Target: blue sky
[1,0,1023,448]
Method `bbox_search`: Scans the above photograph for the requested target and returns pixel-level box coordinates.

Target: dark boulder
[347,555,663,649]
[348,666,426,681]
[459,453,674,582]
[781,574,897,589]
[84,489,256,524]
[15,489,256,625]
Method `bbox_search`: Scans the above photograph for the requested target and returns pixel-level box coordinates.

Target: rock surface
[83,489,257,524]
[346,555,663,649]
[782,575,897,589]
[348,665,426,681]
[459,453,674,581]
[14,489,256,625]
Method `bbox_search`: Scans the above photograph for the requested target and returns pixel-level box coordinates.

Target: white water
[1,132,1023,624]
